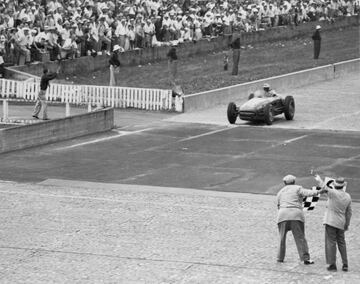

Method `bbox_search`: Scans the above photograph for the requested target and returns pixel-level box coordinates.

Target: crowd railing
[0,78,183,113]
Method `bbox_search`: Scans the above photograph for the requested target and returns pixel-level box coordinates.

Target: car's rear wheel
[248,93,254,100]
[227,102,238,124]
[284,96,295,120]
[264,105,274,125]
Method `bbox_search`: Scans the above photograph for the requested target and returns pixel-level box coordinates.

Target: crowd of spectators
[0,0,358,69]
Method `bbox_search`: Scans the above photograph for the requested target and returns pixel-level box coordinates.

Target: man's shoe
[32,115,39,119]
[342,264,348,272]
[277,259,284,263]
[304,259,315,265]
[43,118,50,120]
[327,264,337,271]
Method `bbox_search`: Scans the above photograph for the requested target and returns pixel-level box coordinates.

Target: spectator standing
[230,33,240,75]
[109,44,121,86]
[276,174,320,264]
[32,67,59,120]
[116,18,128,49]
[144,18,155,48]
[0,50,4,78]
[167,45,178,84]
[135,19,145,48]
[127,24,136,50]
[312,25,322,59]
[98,16,111,54]
[15,26,32,65]
[46,26,60,61]
[315,175,352,272]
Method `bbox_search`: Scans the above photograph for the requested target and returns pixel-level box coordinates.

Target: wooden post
[2,99,9,121]
[65,102,70,117]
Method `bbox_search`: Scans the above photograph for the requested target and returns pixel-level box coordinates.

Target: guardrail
[0,78,183,112]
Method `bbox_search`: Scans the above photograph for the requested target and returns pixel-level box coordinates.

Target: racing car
[227,90,295,125]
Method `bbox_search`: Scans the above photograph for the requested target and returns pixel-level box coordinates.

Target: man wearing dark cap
[276,174,321,264]
[315,175,352,272]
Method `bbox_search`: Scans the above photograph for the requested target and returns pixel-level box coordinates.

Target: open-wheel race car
[227,89,295,125]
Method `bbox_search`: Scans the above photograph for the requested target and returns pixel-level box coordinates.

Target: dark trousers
[313,40,321,59]
[325,224,348,266]
[277,220,310,262]
[232,49,240,75]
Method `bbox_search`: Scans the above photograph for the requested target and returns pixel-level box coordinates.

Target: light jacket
[277,184,318,224]
[323,187,352,230]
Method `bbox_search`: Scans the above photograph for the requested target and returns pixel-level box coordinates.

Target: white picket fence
[0,78,182,112]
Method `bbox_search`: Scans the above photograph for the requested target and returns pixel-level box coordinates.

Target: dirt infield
[68,26,359,94]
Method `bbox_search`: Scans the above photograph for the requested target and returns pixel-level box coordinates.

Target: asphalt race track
[0,74,359,200]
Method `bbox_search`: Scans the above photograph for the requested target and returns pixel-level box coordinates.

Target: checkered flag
[303,186,321,211]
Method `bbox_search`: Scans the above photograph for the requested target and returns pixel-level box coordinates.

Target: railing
[0,78,183,112]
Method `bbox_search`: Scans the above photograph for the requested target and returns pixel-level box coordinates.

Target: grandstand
[0,0,358,66]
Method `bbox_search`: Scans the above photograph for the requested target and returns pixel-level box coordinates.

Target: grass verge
[68,26,359,95]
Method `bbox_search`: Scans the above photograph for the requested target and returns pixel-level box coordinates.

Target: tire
[248,93,254,100]
[264,104,274,125]
[227,102,238,124]
[284,96,295,120]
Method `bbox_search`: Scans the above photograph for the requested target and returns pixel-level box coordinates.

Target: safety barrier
[0,78,183,112]
[183,58,360,112]
[1,97,87,124]
[0,107,114,154]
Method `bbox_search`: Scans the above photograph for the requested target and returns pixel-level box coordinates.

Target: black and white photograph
[0,0,359,283]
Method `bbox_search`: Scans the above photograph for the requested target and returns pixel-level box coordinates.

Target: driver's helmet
[263,83,270,92]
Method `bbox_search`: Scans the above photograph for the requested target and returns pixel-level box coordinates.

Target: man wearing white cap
[109,45,121,86]
[315,175,352,272]
[15,27,32,64]
[276,174,320,264]
[312,25,321,59]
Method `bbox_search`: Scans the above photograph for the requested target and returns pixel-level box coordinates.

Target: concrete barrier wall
[333,58,360,78]
[184,58,359,112]
[0,108,114,153]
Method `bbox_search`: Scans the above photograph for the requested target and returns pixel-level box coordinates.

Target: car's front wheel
[227,102,238,124]
[284,96,295,120]
[264,105,274,125]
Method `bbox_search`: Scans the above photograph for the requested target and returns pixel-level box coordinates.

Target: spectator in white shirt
[115,18,128,49]
[98,16,111,53]
[16,27,31,64]
[144,18,155,47]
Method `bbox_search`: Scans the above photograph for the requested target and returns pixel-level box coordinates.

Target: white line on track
[283,135,308,144]
[56,128,153,150]
[316,144,360,149]
[179,126,238,142]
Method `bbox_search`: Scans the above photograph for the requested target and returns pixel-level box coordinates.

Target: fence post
[2,99,9,121]
[174,95,184,113]
[65,102,70,117]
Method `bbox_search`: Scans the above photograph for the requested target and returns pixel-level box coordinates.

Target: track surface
[1,74,359,200]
